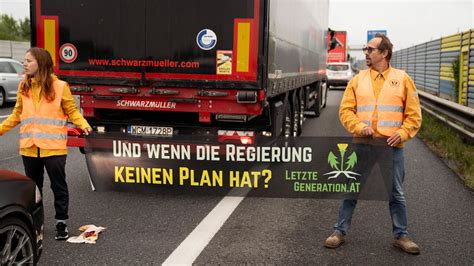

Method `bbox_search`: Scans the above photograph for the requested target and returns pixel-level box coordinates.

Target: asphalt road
[0,90,473,264]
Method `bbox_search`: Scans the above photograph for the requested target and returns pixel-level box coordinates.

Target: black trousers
[22,154,69,220]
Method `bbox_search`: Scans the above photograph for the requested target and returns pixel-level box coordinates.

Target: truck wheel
[292,90,303,136]
[310,83,322,117]
[304,82,322,118]
[282,94,293,137]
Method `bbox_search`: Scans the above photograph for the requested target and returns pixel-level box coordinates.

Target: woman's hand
[83,127,92,135]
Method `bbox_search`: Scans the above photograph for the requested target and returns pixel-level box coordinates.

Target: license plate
[128,125,173,136]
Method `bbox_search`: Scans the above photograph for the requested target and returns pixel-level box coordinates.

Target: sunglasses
[362,47,379,54]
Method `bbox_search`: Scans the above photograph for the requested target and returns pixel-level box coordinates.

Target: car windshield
[327,64,349,71]
[11,61,24,74]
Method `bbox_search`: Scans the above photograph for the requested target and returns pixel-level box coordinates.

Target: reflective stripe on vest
[21,117,68,127]
[19,79,68,150]
[356,105,375,112]
[20,132,67,140]
[356,68,405,137]
[377,120,402,128]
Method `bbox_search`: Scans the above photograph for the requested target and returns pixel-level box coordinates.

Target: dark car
[0,169,44,264]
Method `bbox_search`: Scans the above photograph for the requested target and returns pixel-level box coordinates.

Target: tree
[18,18,30,41]
[0,14,30,41]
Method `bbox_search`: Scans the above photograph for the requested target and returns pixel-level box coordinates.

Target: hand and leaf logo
[324,143,360,180]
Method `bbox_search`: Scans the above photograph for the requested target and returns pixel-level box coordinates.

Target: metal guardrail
[418,90,474,142]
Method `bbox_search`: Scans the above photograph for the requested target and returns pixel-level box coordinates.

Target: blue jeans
[333,147,407,238]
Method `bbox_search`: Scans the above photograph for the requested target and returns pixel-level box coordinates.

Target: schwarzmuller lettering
[116,100,177,109]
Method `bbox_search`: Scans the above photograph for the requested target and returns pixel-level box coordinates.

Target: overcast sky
[0,0,28,19]
[1,0,473,60]
[329,0,473,59]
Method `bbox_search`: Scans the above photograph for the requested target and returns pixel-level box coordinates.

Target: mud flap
[304,82,321,117]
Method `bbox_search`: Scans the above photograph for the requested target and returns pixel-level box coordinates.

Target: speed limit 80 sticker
[59,43,78,63]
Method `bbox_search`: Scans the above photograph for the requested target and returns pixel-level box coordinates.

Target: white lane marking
[162,194,247,265]
[0,155,20,162]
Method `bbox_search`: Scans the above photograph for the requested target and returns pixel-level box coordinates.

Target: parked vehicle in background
[327,62,354,89]
[0,169,44,265]
[0,58,23,107]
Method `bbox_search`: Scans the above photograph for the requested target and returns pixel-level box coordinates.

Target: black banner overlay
[84,136,393,201]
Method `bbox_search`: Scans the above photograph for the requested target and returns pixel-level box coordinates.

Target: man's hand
[361,126,374,136]
[387,132,401,147]
[83,127,92,135]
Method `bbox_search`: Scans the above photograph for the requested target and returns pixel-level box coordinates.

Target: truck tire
[309,82,322,117]
[282,94,293,137]
[292,90,303,136]
[304,82,322,118]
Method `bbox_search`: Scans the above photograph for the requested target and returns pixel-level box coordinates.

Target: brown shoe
[393,236,420,254]
[324,232,345,248]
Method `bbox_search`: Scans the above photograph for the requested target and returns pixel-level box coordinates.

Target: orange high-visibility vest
[19,80,68,149]
[356,68,405,137]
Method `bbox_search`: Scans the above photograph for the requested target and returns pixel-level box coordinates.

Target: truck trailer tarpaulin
[31,0,330,159]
